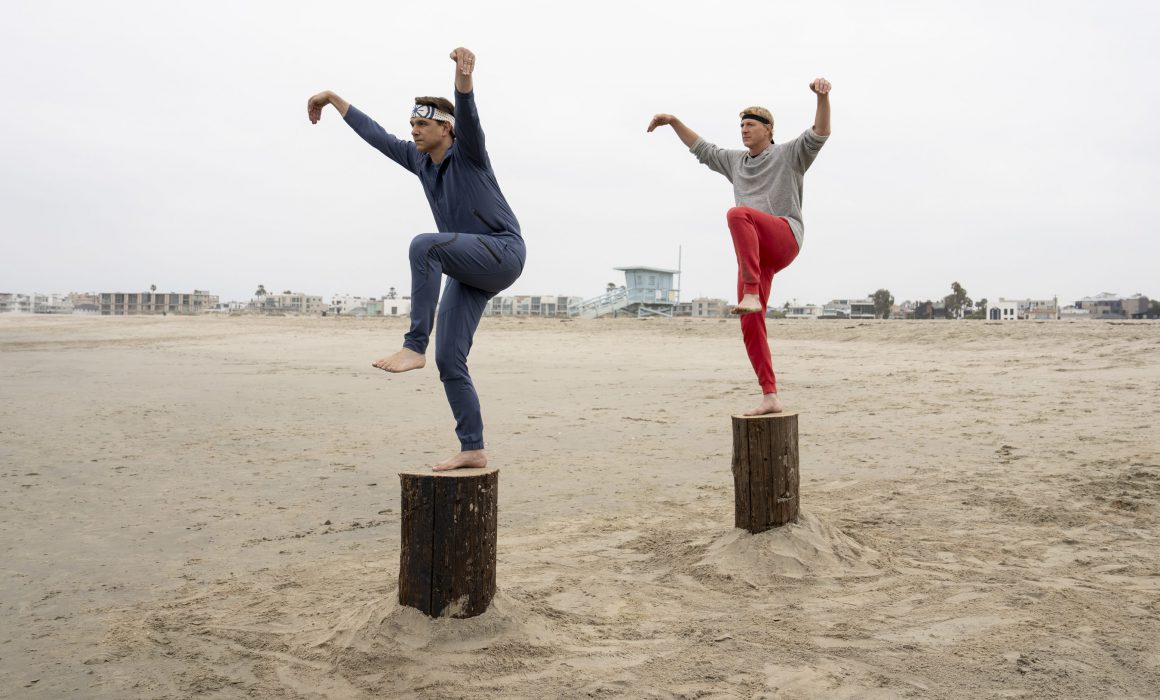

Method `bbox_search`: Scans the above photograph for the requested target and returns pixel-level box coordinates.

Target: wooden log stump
[398,466,498,618]
[731,412,799,533]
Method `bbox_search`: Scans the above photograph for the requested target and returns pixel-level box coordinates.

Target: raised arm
[647,114,700,148]
[450,47,474,94]
[809,78,832,136]
[448,47,489,167]
[651,113,738,179]
[307,90,349,123]
[309,90,419,172]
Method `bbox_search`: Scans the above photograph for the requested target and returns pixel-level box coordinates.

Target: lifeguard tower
[569,265,680,318]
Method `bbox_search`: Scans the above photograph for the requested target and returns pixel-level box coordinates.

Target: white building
[0,293,31,313]
[487,294,583,316]
[690,297,730,318]
[32,293,74,314]
[821,298,875,319]
[367,296,411,317]
[0,293,76,314]
[261,292,324,315]
[988,297,1059,321]
[784,300,822,319]
[329,294,369,316]
[209,301,249,313]
[990,299,1019,321]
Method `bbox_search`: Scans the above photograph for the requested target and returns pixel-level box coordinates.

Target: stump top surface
[398,466,499,479]
[731,411,799,420]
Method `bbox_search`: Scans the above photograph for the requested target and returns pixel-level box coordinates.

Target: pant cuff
[742,284,760,296]
[460,440,485,451]
[761,384,777,395]
[402,338,426,354]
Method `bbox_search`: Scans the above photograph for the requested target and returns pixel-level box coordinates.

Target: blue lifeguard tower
[570,265,680,318]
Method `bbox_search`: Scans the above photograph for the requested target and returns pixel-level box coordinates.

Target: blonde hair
[739,106,774,143]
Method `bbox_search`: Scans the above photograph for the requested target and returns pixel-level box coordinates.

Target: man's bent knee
[409,233,439,261]
[726,207,754,225]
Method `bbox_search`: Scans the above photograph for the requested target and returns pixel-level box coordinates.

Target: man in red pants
[648,78,832,415]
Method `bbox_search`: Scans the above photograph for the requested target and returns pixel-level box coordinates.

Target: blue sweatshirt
[343,89,522,242]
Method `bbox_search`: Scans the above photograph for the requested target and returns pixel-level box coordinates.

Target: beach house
[1076,293,1150,319]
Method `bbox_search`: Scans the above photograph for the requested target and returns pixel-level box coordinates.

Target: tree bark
[732,413,799,533]
[398,467,498,618]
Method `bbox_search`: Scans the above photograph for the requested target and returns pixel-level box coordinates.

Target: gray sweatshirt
[691,128,828,249]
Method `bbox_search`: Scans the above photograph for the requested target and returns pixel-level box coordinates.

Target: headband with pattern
[411,103,455,128]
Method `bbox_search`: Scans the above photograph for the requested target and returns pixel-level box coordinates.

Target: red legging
[726,206,799,394]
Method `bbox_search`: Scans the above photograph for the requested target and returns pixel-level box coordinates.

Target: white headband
[411,103,455,128]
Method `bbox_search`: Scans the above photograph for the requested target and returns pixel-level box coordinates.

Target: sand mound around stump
[700,512,880,583]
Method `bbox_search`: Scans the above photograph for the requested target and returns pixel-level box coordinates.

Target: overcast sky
[2,0,1157,306]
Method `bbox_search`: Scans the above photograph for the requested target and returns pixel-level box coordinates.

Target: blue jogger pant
[403,231,525,451]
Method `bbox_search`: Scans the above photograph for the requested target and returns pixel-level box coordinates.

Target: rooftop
[613,266,679,274]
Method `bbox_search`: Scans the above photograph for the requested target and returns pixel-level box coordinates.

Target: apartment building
[100,290,217,315]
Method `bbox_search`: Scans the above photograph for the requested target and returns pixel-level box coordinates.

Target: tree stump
[398,466,498,618]
[731,412,799,533]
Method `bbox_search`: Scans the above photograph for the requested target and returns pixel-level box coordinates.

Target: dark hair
[414,96,454,115]
[414,96,454,137]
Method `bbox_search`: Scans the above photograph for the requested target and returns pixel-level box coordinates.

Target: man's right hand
[648,113,699,147]
[307,91,350,122]
[647,114,676,132]
[307,91,332,124]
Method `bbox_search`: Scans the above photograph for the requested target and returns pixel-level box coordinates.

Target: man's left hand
[450,47,476,76]
[810,78,832,95]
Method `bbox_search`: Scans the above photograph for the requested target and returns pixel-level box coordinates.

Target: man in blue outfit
[307,47,525,471]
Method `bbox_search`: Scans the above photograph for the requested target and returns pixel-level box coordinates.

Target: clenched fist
[450,47,476,75]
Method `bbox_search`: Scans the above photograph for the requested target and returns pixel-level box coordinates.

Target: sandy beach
[1,314,1158,698]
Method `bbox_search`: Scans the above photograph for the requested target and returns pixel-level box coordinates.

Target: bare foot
[743,392,784,416]
[433,449,487,472]
[372,348,425,373]
[732,293,764,315]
